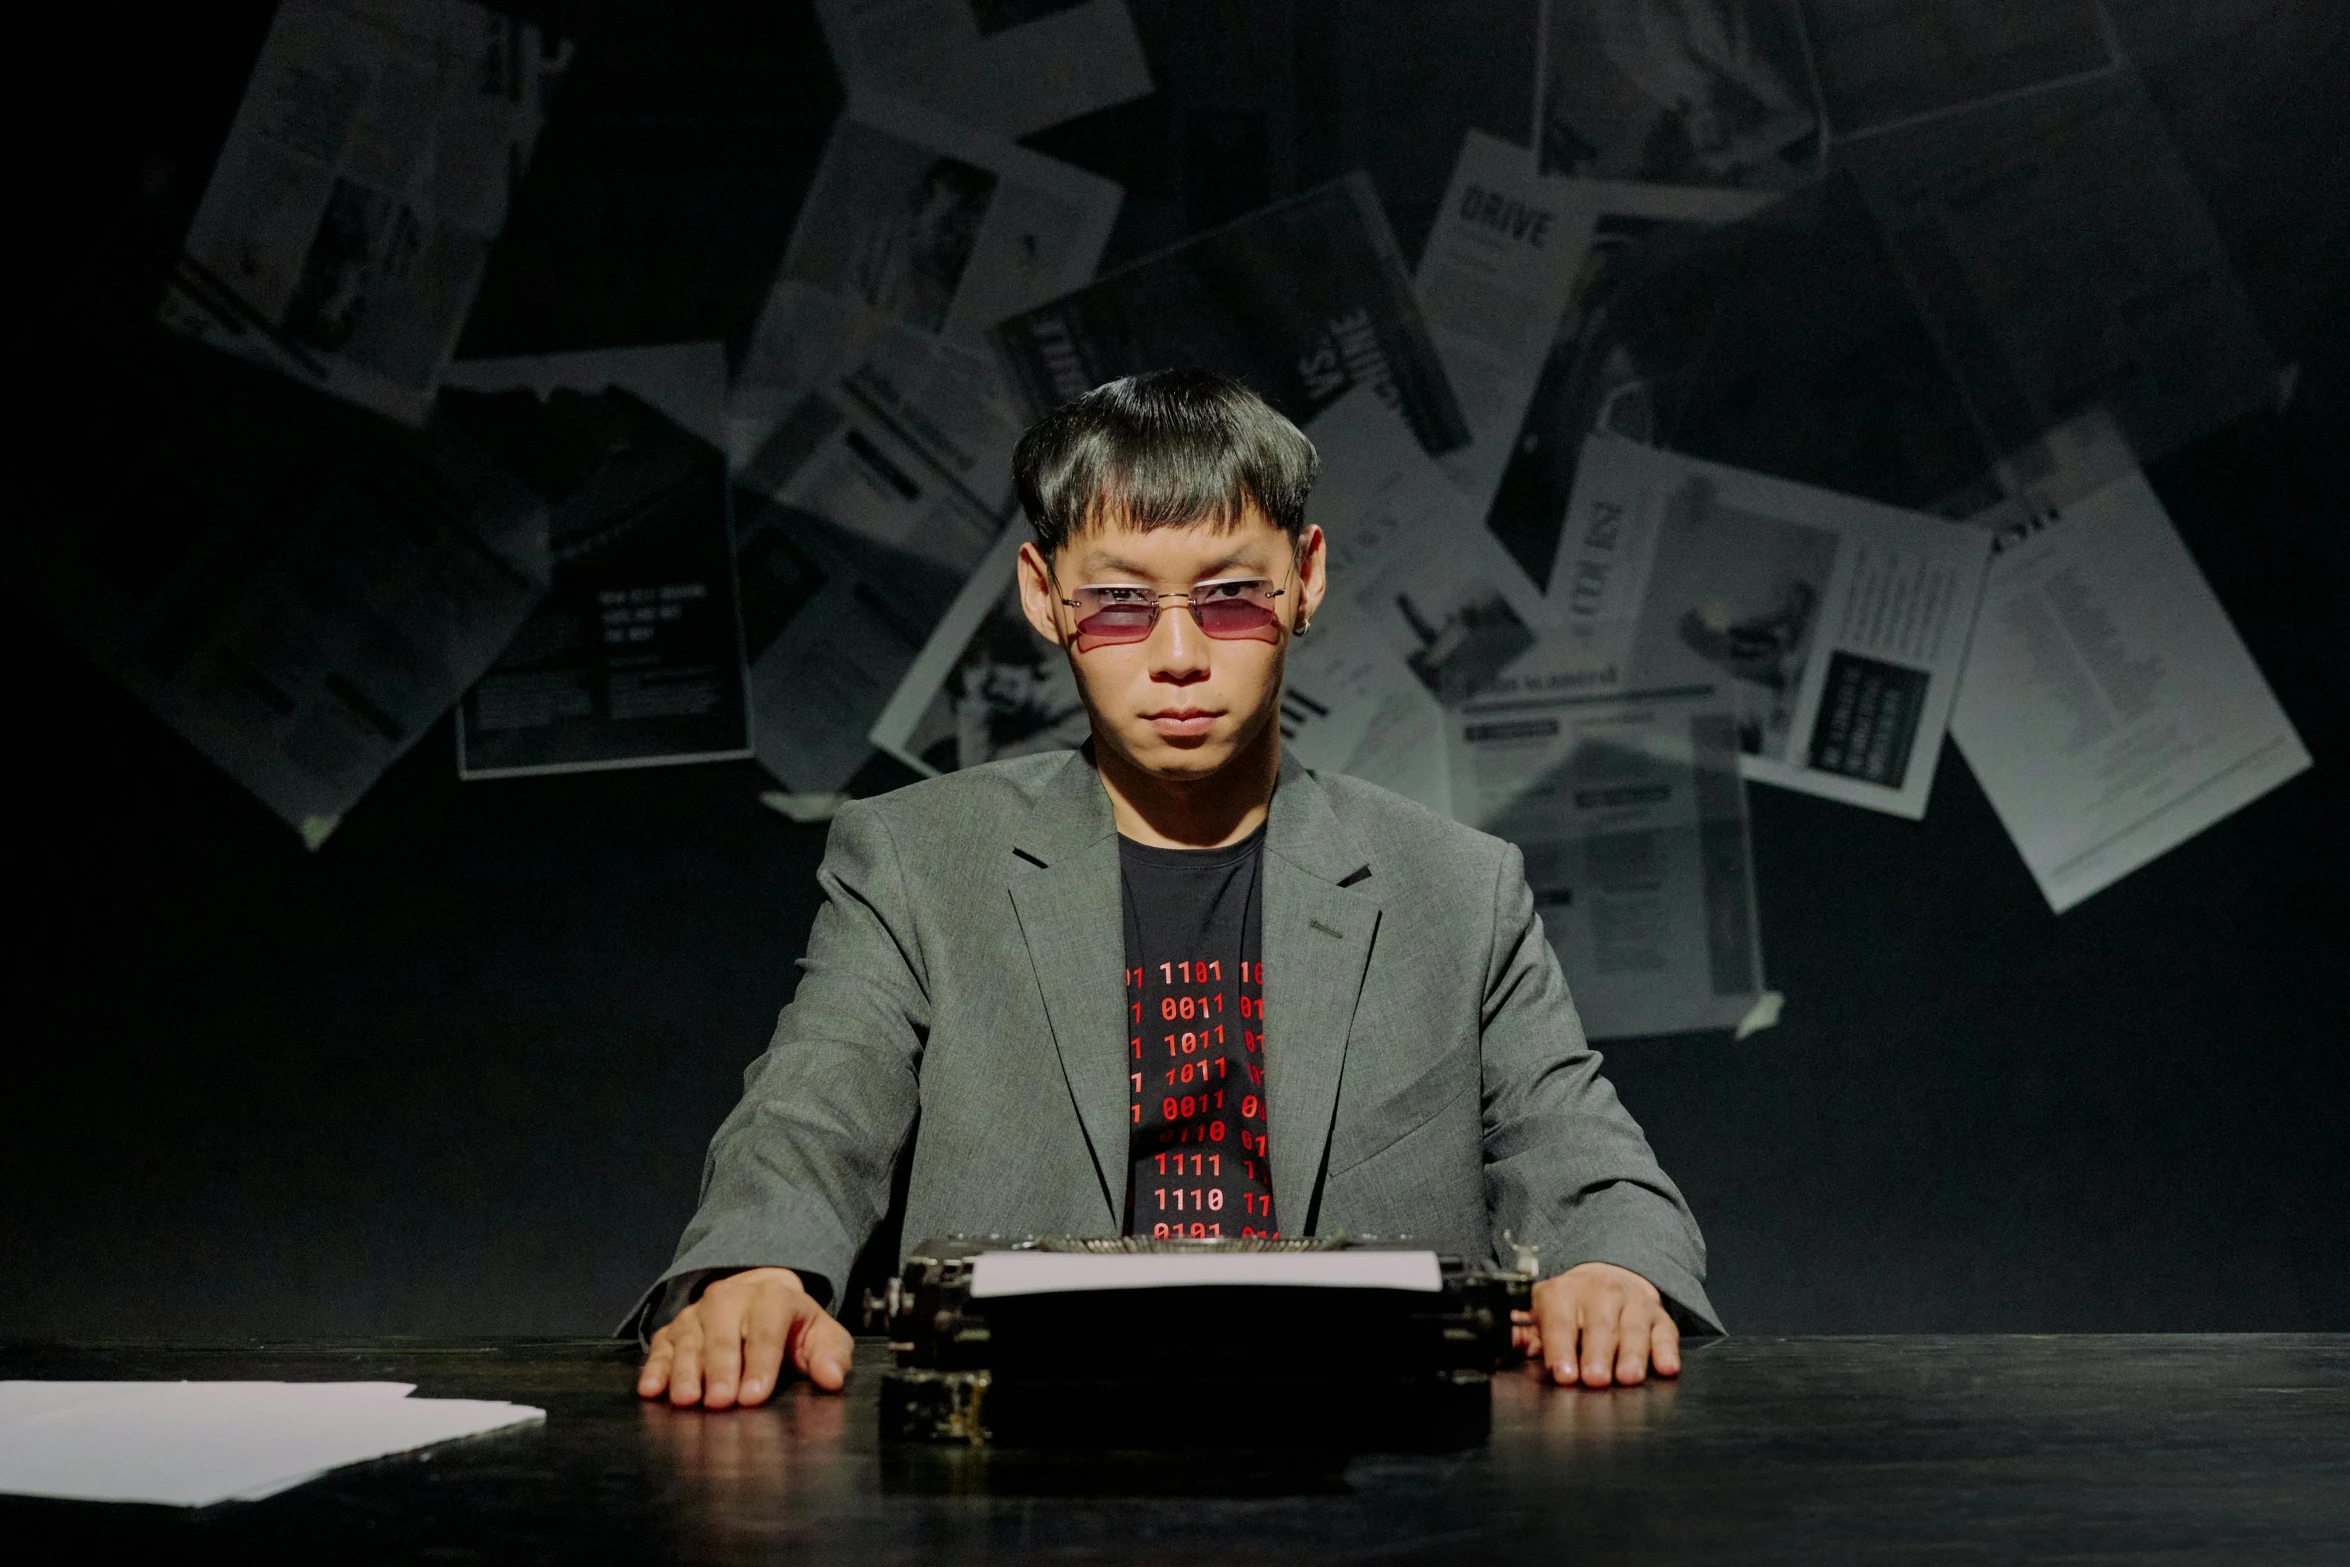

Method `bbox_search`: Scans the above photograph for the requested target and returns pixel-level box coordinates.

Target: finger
[790,1301,855,1393]
[1650,1314,1682,1378]
[1614,1304,1653,1386]
[1539,1296,1581,1387]
[1580,1293,1621,1388]
[736,1286,791,1407]
[699,1297,747,1410]
[666,1313,707,1408]
[637,1331,674,1399]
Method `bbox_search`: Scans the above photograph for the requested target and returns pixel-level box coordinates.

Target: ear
[1015,540,1068,649]
[1293,524,1329,632]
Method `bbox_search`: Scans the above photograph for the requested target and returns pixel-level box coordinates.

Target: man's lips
[1145,708,1220,736]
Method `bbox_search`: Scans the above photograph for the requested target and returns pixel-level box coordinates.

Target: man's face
[1016,507,1326,785]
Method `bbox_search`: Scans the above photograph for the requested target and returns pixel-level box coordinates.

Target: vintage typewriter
[866,1235,1535,1449]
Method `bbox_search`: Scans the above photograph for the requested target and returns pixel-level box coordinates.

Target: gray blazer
[630,748,1721,1335]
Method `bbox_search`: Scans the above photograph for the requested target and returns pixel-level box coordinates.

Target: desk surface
[4,1335,2344,1563]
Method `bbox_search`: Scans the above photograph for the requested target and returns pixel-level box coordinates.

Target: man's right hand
[637,1267,854,1407]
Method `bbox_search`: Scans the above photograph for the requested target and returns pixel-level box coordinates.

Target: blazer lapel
[1006,751,1127,1227]
[1260,757,1381,1232]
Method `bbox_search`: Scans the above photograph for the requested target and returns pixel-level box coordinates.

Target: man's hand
[1519,1261,1681,1389]
[637,1267,854,1407]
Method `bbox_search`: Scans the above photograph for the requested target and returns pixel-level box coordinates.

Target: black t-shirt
[1119,827,1277,1238]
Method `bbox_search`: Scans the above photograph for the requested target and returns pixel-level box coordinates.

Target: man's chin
[1121,731,1234,779]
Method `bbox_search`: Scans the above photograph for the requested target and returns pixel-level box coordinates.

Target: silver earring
[1294,617,1311,636]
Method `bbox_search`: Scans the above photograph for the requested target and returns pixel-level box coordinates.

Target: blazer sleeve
[1477,841,1725,1334]
[619,798,932,1340]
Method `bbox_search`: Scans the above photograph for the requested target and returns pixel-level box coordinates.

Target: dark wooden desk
[5,1335,2344,1563]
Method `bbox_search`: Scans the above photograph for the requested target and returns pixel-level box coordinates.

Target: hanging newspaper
[993,174,1471,458]
[731,92,1122,508]
[1282,392,1554,804]
[1843,70,2276,473]
[1414,132,1603,508]
[1559,170,2005,528]
[158,0,569,425]
[735,392,1008,792]
[1448,675,1766,1039]
[867,524,1092,776]
[1552,433,1993,818]
[1950,468,2310,914]
[1534,0,1820,188]
[24,349,549,847]
[1801,0,2117,141]
[813,0,1153,137]
[1415,131,1773,523]
[439,344,751,778]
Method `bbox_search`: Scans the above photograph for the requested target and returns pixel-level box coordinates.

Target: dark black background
[8,2,2345,1339]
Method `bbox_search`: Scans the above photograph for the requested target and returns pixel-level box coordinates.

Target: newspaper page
[158,0,568,426]
[731,93,1122,506]
[1436,169,1772,595]
[1414,132,1603,508]
[1553,433,1993,817]
[868,524,1090,776]
[1843,70,2277,473]
[1801,0,2116,141]
[24,350,549,848]
[1562,169,2004,526]
[993,174,1471,459]
[438,345,751,778]
[814,0,1153,137]
[1949,469,2311,913]
[1282,393,1554,784]
[1449,677,1765,1038]
[735,390,1008,791]
[1416,131,1775,524]
[1534,0,1821,187]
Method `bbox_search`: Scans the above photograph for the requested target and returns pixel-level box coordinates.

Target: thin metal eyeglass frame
[1049,562,1300,649]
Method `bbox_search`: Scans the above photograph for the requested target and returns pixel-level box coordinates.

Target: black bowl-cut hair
[1011,369,1320,560]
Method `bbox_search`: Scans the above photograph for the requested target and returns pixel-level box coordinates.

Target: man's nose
[1148,602,1213,682]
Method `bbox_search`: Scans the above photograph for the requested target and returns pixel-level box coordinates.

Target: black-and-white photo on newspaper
[993,174,1472,458]
[869,525,1090,775]
[1843,71,2278,473]
[734,392,1009,792]
[1951,464,2310,913]
[439,345,752,778]
[1448,677,1766,1039]
[24,349,550,847]
[814,0,1153,137]
[158,0,569,425]
[1534,0,1821,187]
[1552,434,1992,817]
[730,93,1122,506]
[1800,0,2116,140]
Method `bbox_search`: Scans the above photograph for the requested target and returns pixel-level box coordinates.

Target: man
[634,370,1720,1409]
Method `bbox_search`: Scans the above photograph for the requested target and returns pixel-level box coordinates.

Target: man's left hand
[1518,1262,1681,1388]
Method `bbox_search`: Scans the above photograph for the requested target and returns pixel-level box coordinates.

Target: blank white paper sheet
[0,1381,545,1507]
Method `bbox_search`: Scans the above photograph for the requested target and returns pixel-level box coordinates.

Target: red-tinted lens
[1195,597,1277,635]
[1074,604,1158,644]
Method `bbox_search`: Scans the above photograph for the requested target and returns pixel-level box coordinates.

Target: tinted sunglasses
[1056,577,1288,652]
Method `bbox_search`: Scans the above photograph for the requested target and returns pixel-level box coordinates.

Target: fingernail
[742,1379,764,1398]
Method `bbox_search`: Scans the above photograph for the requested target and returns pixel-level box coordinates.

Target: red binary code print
[1127,952,1274,1236]
[1118,832,1274,1238]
